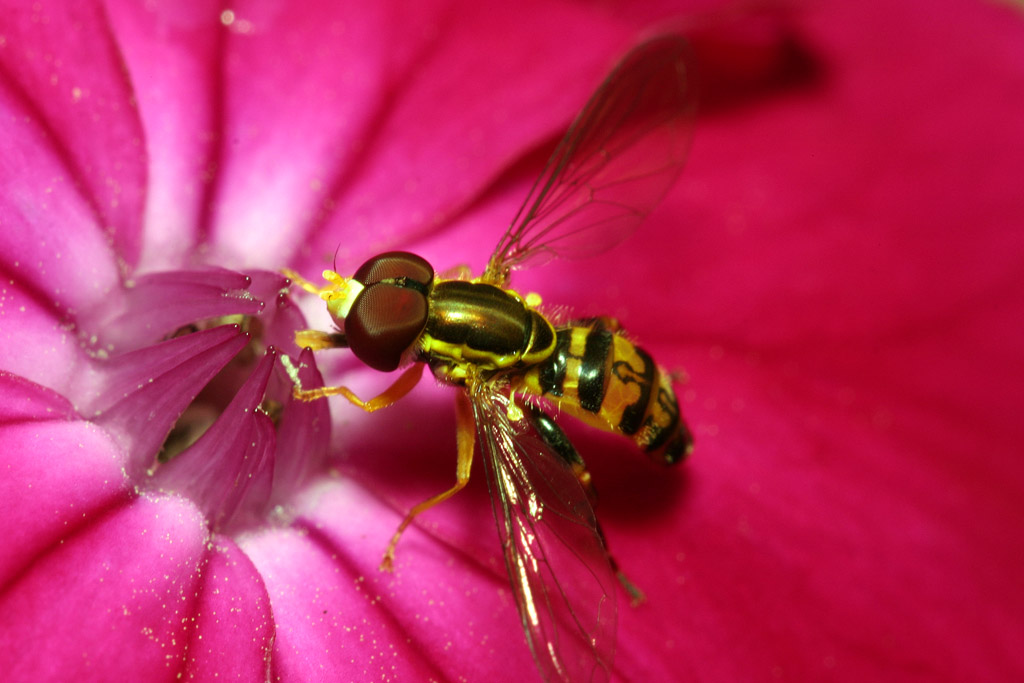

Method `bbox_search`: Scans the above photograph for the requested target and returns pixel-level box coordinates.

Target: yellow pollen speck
[71,86,82,102]
[220,9,235,25]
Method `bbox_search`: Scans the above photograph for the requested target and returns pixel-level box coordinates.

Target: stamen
[84,325,250,477]
[96,268,264,352]
[74,266,331,528]
[270,347,329,506]
[152,348,279,530]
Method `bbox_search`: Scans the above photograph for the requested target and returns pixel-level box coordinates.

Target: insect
[284,35,696,683]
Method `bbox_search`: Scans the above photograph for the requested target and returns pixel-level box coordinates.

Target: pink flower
[2,1,1023,682]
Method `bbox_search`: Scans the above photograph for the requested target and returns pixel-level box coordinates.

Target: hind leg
[522,402,645,604]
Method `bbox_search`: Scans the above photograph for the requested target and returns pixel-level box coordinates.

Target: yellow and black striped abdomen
[516,322,693,465]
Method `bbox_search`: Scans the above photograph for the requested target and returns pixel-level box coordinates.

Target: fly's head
[329,251,435,372]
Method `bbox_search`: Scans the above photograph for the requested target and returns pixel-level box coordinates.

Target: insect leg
[294,329,348,350]
[380,390,475,571]
[436,263,473,280]
[281,268,325,294]
[523,402,646,604]
[569,316,622,334]
[522,401,599,506]
[293,363,425,410]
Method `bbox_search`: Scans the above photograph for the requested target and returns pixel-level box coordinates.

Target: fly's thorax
[421,280,556,371]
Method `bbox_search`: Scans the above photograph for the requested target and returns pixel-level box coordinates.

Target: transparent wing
[468,385,617,682]
[484,35,696,284]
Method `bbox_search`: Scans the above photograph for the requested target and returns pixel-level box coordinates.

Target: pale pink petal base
[0,2,146,264]
[0,278,86,398]
[98,269,264,351]
[0,83,122,315]
[104,0,224,271]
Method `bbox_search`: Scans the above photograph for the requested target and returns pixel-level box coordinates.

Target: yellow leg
[520,400,645,604]
[437,263,473,280]
[293,363,424,411]
[568,315,621,333]
[380,391,476,571]
[294,329,346,351]
[281,268,325,294]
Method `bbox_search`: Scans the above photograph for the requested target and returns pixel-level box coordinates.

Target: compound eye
[346,284,428,372]
[353,251,433,287]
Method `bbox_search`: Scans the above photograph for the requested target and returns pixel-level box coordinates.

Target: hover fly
[284,35,696,683]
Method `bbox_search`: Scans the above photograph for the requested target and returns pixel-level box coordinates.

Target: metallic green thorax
[420,280,555,377]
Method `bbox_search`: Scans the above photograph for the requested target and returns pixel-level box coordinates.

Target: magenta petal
[245,269,309,357]
[242,530,444,681]
[182,536,275,679]
[271,348,328,503]
[204,2,631,269]
[243,477,538,681]
[0,2,146,266]
[0,494,209,679]
[88,325,250,474]
[318,7,626,265]
[238,503,445,680]
[244,269,289,304]
[206,2,398,266]
[0,416,129,584]
[261,292,309,359]
[97,268,264,350]
[0,372,74,422]
[154,349,277,528]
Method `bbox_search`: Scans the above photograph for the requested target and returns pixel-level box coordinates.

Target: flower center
[158,314,276,463]
[77,268,330,531]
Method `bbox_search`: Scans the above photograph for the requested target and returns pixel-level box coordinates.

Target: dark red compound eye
[353,251,433,287]
[346,252,434,372]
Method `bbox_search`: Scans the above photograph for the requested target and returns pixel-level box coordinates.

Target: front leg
[294,329,348,351]
[293,363,425,411]
[281,267,326,294]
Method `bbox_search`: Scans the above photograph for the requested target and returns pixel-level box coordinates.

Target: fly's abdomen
[422,280,555,373]
[519,322,693,464]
